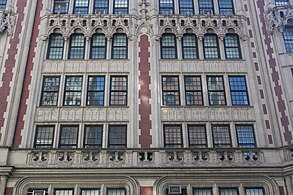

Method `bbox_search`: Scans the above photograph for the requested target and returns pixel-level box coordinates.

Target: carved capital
[0,9,16,36]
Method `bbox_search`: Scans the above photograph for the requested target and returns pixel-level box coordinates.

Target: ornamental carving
[265,5,293,34]
[0,10,16,36]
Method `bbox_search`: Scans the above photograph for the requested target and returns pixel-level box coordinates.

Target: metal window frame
[198,0,215,15]
[163,124,183,148]
[192,188,213,195]
[86,75,105,106]
[94,0,109,14]
[34,125,55,148]
[73,0,89,14]
[159,0,175,14]
[182,33,198,59]
[40,76,61,106]
[187,124,207,148]
[224,33,242,59]
[228,75,249,106]
[244,187,265,195]
[179,0,195,15]
[63,76,83,106]
[162,75,181,106]
[109,75,128,106]
[206,75,226,106]
[113,0,129,14]
[90,33,107,59]
[47,33,64,60]
[212,124,232,148]
[219,188,239,195]
[53,0,69,14]
[203,33,220,59]
[68,34,86,59]
[59,125,79,148]
[84,125,103,148]
[283,26,293,52]
[54,189,74,195]
[184,75,203,106]
[275,0,289,6]
[161,33,178,59]
[111,33,128,59]
[235,124,256,148]
[218,0,235,15]
[108,125,127,148]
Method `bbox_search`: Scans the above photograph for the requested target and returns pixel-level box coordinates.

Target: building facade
[0,0,293,194]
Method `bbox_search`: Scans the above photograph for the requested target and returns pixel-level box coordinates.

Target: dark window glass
[69,34,85,59]
[91,34,107,59]
[219,0,234,15]
[40,76,60,106]
[236,125,256,148]
[204,34,220,59]
[27,189,48,195]
[47,34,64,60]
[188,125,207,148]
[53,0,69,14]
[64,76,83,106]
[161,34,177,59]
[113,0,128,14]
[108,125,127,148]
[87,76,105,106]
[112,34,128,59]
[182,34,198,59]
[193,189,212,195]
[198,0,214,14]
[107,188,126,195]
[275,0,289,6]
[59,126,79,148]
[34,126,54,148]
[74,0,89,14]
[219,188,238,195]
[229,76,249,105]
[184,76,203,105]
[54,189,74,195]
[245,188,264,195]
[207,76,226,105]
[225,34,241,59]
[162,76,180,106]
[164,125,183,148]
[81,189,100,195]
[179,0,194,14]
[283,27,293,52]
[84,125,103,148]
[159,0,174,14]
[94,0,109,14]
[110,76,128,106]
[212,125,231,148]
[0,0,6,10]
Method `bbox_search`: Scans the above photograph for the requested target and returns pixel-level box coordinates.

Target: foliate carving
[0,10,16,36]
[265,5,293,34]
[167,151,183,163]
[57,151,74,163]
[29,151,49,165]
[108,151,125,163]
[138,152,154,163]
[217,151,234,162]
[83,151,99,163]
[192,151,209,163]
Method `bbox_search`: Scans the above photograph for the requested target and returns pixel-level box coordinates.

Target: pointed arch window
[68,34,85,59]
[161,33,177,59]
[224,33,242,59]
[91,33,107,59]
[47,33,64,60]
[112,33,128,59]
[203,34,220,59]
[182,34,198,59]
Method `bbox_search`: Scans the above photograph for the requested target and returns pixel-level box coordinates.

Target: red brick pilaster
[5,187,13,195]
[279,186,285,195]
[141,187,153,195]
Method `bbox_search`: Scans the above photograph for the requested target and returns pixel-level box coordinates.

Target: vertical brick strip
[5,188,13,195]
[279,186,285,195]
[0,1,27,140]
[13,1,43,147]
[141,187,153,195]
[138,35,152,148]
[256,0,293,144]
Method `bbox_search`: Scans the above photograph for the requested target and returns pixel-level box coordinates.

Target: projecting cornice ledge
[0,9,16,36]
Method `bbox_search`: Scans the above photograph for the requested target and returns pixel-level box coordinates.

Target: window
[40,76,60,106]
[184,76,203,106]
[108,125,127,148]
[207,76,226,105]
[91,34,107,59]
[84,125,103,148]
[113,0,128,14]
[112,33,128,59]
[212,125,231,148]
[236,125,256,148]
[34,126,54,148]
[47,34,64,60]
[164,125,183,148]
[81,189,100,195]
[225,34,241,59]
[283,26,293,52]
[53,0,69,14]
[179,0,194,14]
[193,188,212,195]
[59,126,79,148]
[107,188,126,195]
[204,34,220,59]
[218,0,234,15]
[73,0,89,14]
[110,76,128,106]
[219,188,238,195]
[188,125,207,148]
[69,34,85,59]
[275,0,289,6]
[182,34,198,59]
[94,0,109,14]
[198,0,214,15]
[161,34,177,59]
[162,76,180,106]
[245,188,264,195]
[87,76,105,106]
[55,189,74,195]
[64,76,83,106]
[159,0,174,14]
[229,76,249,105]
[27,189,48,195]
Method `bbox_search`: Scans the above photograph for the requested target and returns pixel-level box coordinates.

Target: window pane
[212,126,231,148]
[182,34,198,59]
[219,188,238,195]
[162,76,180,106]
[91,34,106,59]
[55,189,74,195]
[34,126,54,148]
[283,27,293,52]
[69,34,85,59]
[94,0,109,14]
[107,189,126,195]
[164,125,183,148]
[161,34,177,59]
[59,126,79,148]
[219,0,234,15]
[47,34,64,60]
[108,125,127,148]
[229,76,249,105]
[87,76,105,106]
[236,125,256,148]
[64,76,83,106]
[188,125,207,148]
[28,189,48,195]
[53,0,69,14]
[184,76,203,105]
[245,188,264,195]
[81,189,100,195]
[193,189,212,195]
[179,0,194,14]
[41,76,60,106]
[207,76,226,105]
[199,0,214,14]
[84,126,103,148]
[275,0,289,6]
[113,0,128,14]
[160,0,174,14]
[225,34,241,59]
[74,0,89,14]
[112,34,127,59]
[110,76,128,106]
[204,34,220,59]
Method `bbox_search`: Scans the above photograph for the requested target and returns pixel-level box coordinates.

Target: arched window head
[224,33,242,59]
[161,33,177,59]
